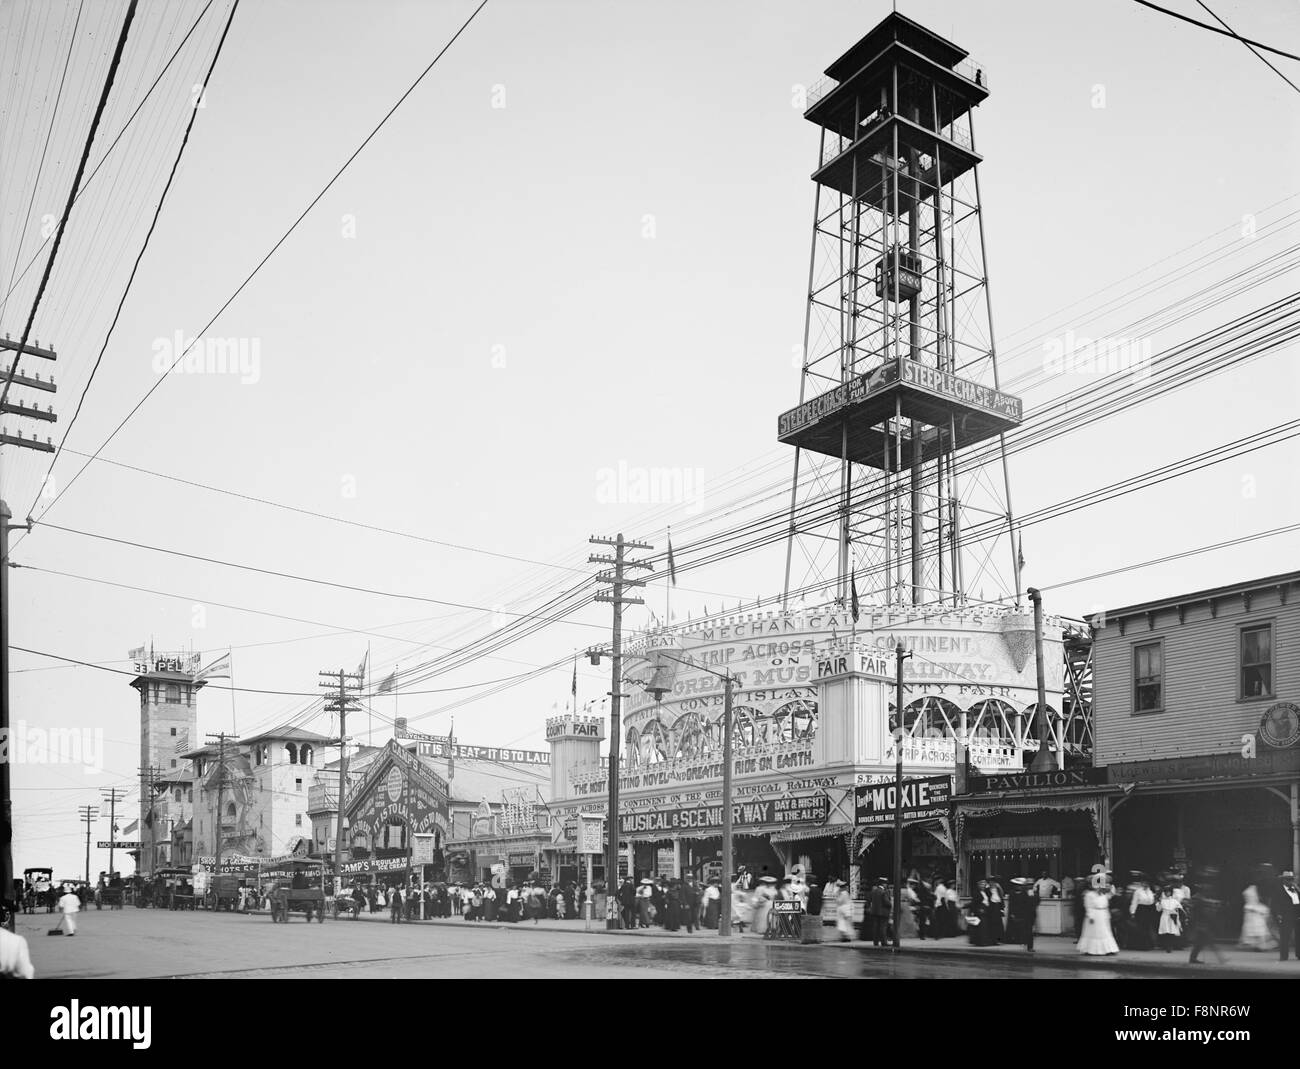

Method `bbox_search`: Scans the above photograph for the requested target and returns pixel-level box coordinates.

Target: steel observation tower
[779,11,1024,611]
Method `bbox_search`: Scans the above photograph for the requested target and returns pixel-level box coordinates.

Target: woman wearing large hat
[1077,867,1119,955]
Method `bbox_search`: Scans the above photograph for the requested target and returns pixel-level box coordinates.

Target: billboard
[854,775,951,826]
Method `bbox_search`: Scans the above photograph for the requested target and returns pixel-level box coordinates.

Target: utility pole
[321,666,363,896]
[206,733,236,874]
[720,670,735,937]
[138,765,162,878]
[78,804,99,886]
[0,335,54,929]
[893,642,911,953]
[588,533,652,925]
[100,787,127,877]
[1026,587,1058,773]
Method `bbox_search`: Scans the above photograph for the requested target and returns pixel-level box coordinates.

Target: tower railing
[804,58,987,114]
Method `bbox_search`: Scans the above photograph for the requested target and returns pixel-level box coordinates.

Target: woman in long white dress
[1238,884,1277,950]
[1077,877,1120,955]
[834,881,855,942]
[751,877,777,935]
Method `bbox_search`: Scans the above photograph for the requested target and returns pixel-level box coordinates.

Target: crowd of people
[1064,863,1299,963]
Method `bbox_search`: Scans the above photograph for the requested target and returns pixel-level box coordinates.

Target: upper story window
[286,743,298,764]
[1240,623,1273,699]
[295,778,302,792]
[170,727,177,736]
[165,684,181,704]
[1134,640,1163,712]
[300,745,313,765]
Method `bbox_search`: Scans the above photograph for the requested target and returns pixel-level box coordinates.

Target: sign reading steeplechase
[855,775,951,826]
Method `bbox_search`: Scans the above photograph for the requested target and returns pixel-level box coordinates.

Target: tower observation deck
[780,11,1023,610]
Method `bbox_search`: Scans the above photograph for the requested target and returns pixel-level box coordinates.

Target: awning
[770,823,854,844]
[955,792,1103,844]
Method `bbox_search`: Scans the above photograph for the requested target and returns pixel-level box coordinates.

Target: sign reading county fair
[620,793,829,835]
[855,775,952,826]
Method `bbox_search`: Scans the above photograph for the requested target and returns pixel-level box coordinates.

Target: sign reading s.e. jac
[854,775,951,826]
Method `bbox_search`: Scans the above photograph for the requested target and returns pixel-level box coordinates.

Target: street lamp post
[893,642,911,953]
[632,649,736,938]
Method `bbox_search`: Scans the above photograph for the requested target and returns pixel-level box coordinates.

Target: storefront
[952,768,1111,928]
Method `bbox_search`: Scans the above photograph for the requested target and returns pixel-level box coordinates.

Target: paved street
[16,907,1292,979]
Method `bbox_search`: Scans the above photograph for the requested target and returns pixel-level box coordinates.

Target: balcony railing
[804,58,986,115]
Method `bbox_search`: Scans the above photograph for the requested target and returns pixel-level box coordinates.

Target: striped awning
[770,823,853,843]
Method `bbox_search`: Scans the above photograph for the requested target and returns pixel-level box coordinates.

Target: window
[170,759,177,768]
[295,778,302,792]
[170,727,177,736]
[1134,641,1162,712]
[295,813,302,827]
[165,684,180,704]
[174,790,181,803]
[187,790,193,803]
[1241,624,1273,699]
[286,743,298,764]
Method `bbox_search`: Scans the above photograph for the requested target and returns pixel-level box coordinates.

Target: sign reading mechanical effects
[619,793,829,835]
[855,775,951,826]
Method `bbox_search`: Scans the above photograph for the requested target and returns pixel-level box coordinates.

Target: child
[53,884,80,936]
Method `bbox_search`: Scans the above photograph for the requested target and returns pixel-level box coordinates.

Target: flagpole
[367,643,372,749]
[228,647,236,734]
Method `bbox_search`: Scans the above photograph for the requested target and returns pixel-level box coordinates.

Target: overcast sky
[2,0,1297,876]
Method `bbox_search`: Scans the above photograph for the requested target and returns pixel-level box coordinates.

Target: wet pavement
[14,906,1291,979]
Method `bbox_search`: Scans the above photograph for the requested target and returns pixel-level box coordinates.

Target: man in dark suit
[865,877,891,946]
[1273,870,1299,962]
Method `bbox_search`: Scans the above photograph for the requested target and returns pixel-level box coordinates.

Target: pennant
[850,570,861,624]
[127,645,145,661]
[356,650,368,679]
[377,671,396,694]
[1017,534,1026,575]
[195,651,231,682]
[571,656,578,706]
[666,532,677,586]
[144,809,154,829]
[123,819,138,836]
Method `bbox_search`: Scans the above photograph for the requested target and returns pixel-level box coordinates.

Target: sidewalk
[257,907,1298,974]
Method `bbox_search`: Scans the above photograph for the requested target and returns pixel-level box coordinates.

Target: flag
[356,650,368,679]
[571,656,577,707]
[127,646,145,661]
[377,671,396,694]
[195,651,231,682]
[173,730,190,754]
[1017,534,1025,575]
[666,533,677,586]
[850,570,860,623]
[143,809,154,829]
[123,819,138,836]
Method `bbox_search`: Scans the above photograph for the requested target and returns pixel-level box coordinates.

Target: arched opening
[300,744,313,765]
[286,742,298,764]
[772,698,818,742]
[639,720,670,766]
[624,727,641,769]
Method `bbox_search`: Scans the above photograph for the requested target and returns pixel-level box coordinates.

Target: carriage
[208,874,245,912]
[264,858,328,923]
[22,868,55,913]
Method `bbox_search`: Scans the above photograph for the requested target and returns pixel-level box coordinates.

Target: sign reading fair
[854,775,951,826]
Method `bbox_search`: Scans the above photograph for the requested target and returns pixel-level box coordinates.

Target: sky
[1,0,1297,878]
